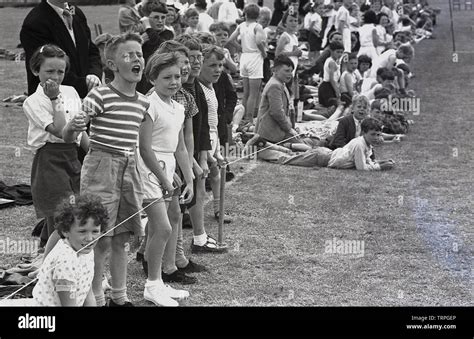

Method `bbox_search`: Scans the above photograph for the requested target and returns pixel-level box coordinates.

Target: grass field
[0,0,472,307]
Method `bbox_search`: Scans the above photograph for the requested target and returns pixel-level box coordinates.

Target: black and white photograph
[0,0,471,337]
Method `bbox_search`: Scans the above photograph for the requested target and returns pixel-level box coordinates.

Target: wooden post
[218,164,226,245]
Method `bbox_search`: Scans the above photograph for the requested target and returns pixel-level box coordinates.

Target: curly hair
[54,194,108,238]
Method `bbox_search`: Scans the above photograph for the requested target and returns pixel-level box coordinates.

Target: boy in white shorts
[228,3,267,124]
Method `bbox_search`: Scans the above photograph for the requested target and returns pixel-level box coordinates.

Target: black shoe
[162,270,197,285]
[108,299,134,307]
[225,171,235,182]
[191,237,228,253]
[182,212,192,229]
[136,252,144,262]
[177,259,207,273]
[142,260,148,276]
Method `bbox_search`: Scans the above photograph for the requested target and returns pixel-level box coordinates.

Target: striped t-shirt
[82,84,150,152]
[199,82,218,133]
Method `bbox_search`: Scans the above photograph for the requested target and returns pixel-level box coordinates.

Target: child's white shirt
[23,84,82,153]
[197,12,214,32]
[184,26,198,34]
[145,91,185,154]
[308,12,322,32]
[32,239,94,306]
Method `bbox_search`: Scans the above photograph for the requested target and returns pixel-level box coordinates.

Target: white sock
[193,232,207,246]
[146,279,164,288]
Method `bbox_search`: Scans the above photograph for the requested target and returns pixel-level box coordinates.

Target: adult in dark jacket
[213,72,237,147]
[20,0,102,98]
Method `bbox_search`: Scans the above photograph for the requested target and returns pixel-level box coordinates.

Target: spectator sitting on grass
[250,117,394,170]
[361,67,395,101]
[32,194,108,306]
[339,52,361,107]
[329,94,369,150]
[255,55,321,154]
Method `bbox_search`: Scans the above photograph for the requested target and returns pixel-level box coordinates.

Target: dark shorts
[308,32,322,52]
[31,143,81,218]
[318,81,337,108]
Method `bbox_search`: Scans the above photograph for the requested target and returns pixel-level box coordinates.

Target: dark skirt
[318,81,337,108]
[31,143,81,218]
[308,32,322,52]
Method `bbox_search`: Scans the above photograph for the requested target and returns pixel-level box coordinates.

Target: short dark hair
[361,117,382,133]
[363,10,378,24]
[195,0,207,10]
[143,1,168,16]
[273,54,294,70]
[244,3,260,20]
[29,44,70,74]
[193,32,217,45]
[329,41,344,51]
[156,40,190,57]
[358,54,372,67]
[145,51,181,82]
[378,68,395,81]
[184,7,199,19]
[377,12,389,24]
[281,8,298,26]
[348,52,358,61]
[175,34,202,51]
[209,22,230,34]
[54,194,108,238]
[202,44,225,61]
[105,32,142,61]
[328,31,342,41]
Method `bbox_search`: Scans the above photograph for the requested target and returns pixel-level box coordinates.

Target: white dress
[357,24,378,61]
[32,239,94,306]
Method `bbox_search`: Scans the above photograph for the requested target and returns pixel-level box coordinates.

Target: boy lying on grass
[245,117,395,171]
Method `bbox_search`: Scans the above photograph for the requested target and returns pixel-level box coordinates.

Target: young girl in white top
[375,12,392,55]
[357,10,379,61]
[32,194,107,306]
[276,9,302,77]
[318,41,344,108]
[275,8,302,124]
[22,44,88,248]
[138,52,194,307]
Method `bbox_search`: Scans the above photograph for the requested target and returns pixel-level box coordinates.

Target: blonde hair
[351,94,370,112]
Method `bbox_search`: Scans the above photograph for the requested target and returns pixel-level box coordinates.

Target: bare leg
[92,236,111,306]
[162,196,180,274]
[241,77,250,123]
[188,177,206,237]
[143,201,171,281]
[245,78,263,123]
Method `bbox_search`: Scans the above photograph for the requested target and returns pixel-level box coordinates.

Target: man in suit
[20,0,102,98]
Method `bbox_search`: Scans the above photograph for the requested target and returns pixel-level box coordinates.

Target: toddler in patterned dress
[32,194,108,306]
